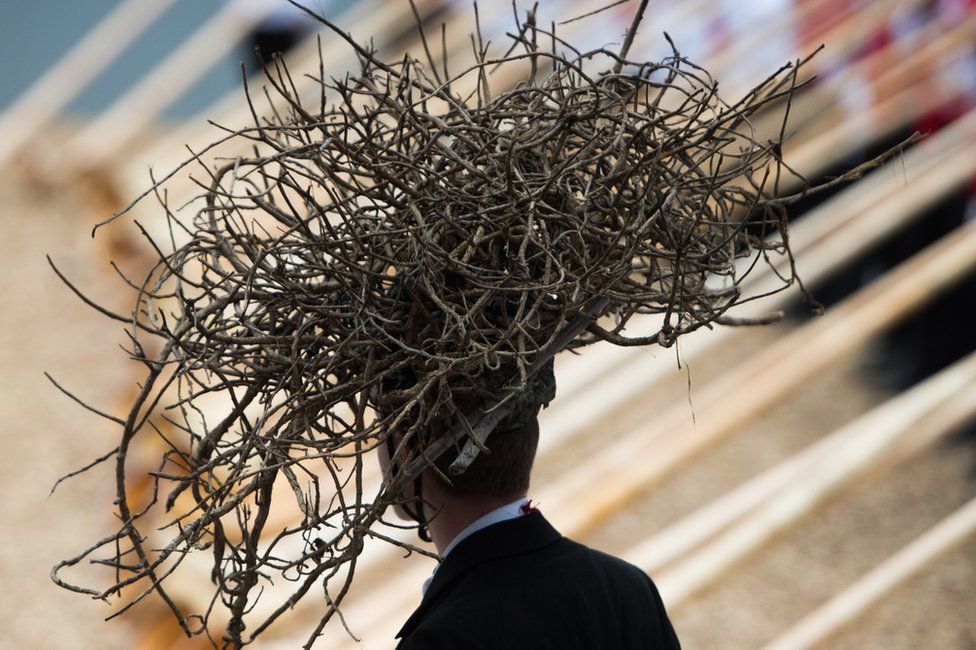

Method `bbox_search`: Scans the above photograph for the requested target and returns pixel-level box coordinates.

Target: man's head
[376,396,543,517]
[375,356,554,529]
[429,413,540,500]
[375,401,542,554]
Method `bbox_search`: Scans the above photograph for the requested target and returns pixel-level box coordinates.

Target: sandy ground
[0,178,141,649]
[662,363,976,648]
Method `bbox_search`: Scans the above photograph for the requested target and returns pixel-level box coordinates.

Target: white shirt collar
[421,497,530,595]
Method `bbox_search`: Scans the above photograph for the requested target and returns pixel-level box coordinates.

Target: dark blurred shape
[239,0,323,73]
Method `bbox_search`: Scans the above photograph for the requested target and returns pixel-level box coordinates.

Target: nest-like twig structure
[50,2,896,647]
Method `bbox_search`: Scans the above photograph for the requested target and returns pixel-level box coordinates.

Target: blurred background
[1,0,974,648]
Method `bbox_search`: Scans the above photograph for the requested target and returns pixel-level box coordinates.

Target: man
[378,359,682,649]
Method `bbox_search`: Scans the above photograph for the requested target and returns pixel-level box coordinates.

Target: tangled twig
[50,2,902,647]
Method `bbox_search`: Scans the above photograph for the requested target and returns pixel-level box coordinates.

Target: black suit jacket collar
[395,509,563,639]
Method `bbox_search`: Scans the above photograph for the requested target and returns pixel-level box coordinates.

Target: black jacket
[395,510,681,649]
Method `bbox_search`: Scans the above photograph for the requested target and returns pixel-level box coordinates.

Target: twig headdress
[50,1,901,646]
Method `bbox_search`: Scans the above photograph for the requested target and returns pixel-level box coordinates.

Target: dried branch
[50,2,896,647]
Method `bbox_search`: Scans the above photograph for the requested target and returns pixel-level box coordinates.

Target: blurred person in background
[235,0,326,72]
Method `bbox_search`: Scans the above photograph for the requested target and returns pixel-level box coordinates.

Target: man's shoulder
[414,536,678,648]
[562,536,646,572]
[398,518,680,649]
[454,534,667,619]
[544,534,660,589]
[449,530,659,597]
